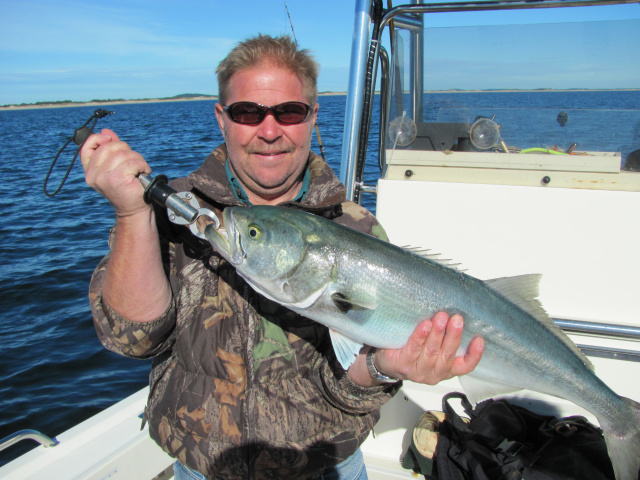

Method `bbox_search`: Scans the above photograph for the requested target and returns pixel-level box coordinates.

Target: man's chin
[250,179,303,204]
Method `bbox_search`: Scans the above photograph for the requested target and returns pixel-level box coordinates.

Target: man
[80,35,483,480]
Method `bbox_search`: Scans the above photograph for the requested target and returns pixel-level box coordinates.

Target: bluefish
[203,205,640,480]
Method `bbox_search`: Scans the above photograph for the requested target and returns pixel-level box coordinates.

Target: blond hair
[216,34,319,105]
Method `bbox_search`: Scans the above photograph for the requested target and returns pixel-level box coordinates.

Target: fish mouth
[203,208,245,266]
[227,209,246,265]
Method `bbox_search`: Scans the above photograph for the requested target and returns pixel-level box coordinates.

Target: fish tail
[602,397,640,480]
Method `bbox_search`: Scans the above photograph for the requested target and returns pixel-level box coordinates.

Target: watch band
[366,347,399,383]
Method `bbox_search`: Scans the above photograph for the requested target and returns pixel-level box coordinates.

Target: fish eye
[247,224,262,240]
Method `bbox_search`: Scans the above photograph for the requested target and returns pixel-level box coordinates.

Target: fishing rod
[45,109,205,227]
[285,1,327,162]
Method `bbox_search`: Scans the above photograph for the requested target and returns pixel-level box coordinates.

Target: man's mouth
[251,149,294,157]
[254,151,286,156]
[247,142,295,157]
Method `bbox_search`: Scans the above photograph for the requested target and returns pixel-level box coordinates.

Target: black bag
[402,392,615,480]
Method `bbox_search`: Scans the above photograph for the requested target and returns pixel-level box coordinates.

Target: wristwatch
[366,347,400,383]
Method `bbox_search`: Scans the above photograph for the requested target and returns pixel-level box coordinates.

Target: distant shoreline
[0,92,348,111]
[0,95,219,111]
[1,88,638,111]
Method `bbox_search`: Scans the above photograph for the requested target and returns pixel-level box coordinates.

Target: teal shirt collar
[225,159,310,206]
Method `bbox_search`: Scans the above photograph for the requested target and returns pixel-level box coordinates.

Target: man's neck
[247,184,302,206]
[225,160,310,206]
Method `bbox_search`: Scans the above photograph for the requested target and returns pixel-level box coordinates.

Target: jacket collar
[187,143,348,218]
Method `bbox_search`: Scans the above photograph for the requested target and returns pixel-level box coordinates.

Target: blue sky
[1,0,639,105]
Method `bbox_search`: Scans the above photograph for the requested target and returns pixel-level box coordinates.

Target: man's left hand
[375,312,484,385]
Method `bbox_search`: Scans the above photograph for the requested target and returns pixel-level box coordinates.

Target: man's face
[215,62,318,205]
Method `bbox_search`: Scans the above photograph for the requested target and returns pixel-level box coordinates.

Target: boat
[2,0,640,478]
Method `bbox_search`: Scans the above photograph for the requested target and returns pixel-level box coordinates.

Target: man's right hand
[80,128,172,323]
[79,128,152,217]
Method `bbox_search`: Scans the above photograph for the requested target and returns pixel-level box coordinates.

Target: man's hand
[79,128,171,322]
[347,312,484,387]
[79,128,151,217]
[375,312,484,385]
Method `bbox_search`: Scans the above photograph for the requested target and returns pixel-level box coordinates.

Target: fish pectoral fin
[459,374,522,405]
[329,329,364,370]
[331,292,377,313]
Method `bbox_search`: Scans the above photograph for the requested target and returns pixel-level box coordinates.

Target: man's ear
[214,103,226,139]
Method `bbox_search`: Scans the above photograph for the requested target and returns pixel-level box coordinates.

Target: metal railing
[0,429,59,453]
[554,318,640,362]
[554,318,640,340]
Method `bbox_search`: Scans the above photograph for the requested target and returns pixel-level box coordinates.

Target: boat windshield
[379,5,640,178]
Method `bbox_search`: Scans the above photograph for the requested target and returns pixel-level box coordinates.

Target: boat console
[339,1,640,477]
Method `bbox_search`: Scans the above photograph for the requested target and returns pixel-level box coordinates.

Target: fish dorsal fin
[486,274,594,371]
[485,274,542,313]
[329,329,363,370]
[401,246,465,271]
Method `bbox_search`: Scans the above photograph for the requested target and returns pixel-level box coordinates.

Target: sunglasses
[223,101,313,125]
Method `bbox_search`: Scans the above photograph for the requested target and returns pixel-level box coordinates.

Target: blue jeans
[314,448,368,480]
[173,459,206,479]
[173,448,368,480]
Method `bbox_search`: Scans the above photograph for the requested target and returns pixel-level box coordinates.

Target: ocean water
[1,91,639,466]
[0,96,353,466]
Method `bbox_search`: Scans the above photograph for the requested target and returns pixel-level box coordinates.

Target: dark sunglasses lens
[226,102,310,125]
[274,102,310,124]
[228,103,266,124]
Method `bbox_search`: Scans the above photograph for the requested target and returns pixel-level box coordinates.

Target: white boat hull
[0,388,174,480]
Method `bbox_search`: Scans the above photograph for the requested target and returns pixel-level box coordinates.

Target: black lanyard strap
[44,108,114,197]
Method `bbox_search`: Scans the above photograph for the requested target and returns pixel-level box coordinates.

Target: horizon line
[3,87,639,111]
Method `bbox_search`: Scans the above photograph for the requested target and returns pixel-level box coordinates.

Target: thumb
[99,128,120,141]
[79,129,120,171]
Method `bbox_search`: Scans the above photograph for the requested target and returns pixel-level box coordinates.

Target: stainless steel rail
[380,0,640,31]
[554,318,640,340]
[577,345,640,362]
[0,429,59,452]
[340,0,373,199]
[554,318,640,362]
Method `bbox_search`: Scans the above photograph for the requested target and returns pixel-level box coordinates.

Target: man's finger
[99,128,120,142]
[422,311,448,357]
[452,336,484,376]
[79,133,114,171]
[405,319,432,352]
[439,314,465,361]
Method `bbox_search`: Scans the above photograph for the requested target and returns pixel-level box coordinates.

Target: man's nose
[256,111,284,141]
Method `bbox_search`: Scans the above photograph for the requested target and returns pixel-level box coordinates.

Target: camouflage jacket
[89,145,400,480]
